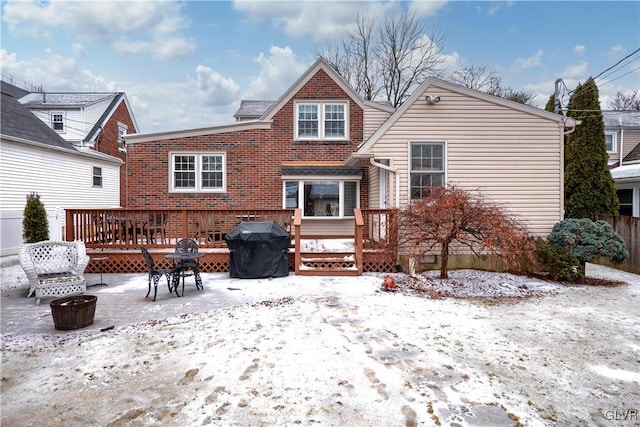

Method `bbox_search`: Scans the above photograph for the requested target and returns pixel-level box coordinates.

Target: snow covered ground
[1,262,639,426]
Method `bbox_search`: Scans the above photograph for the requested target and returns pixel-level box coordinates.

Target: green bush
[536,239,583,282]
[22,192,49,243]
[548,218,628,265]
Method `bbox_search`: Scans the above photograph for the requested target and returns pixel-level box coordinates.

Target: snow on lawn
[1,262,639,426]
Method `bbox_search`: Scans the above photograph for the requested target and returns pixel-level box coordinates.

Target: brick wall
[93,97,136,207]
[126,69,370,209]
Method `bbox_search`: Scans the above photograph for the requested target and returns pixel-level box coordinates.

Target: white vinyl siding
[369,85,565,236]
[30,96,115,146]
[364,105,394,140]
[0,138,120,211]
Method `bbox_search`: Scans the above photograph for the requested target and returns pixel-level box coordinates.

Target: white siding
[363,106,393,140]
[0,138,121,254]
[29,98,112,145]
[370,86,565,236]
[621,130,640,162]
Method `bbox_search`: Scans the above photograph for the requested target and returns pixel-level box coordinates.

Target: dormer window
[295,101,348,140]
[51,112,65,132]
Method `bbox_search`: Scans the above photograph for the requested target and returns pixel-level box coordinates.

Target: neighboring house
[12,84,139,207]
[604,110,640,217]
[125,58,575,267]
[0,90,122,256]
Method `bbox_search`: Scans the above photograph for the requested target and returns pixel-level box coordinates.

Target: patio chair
[149,212,168,244]
[141,247,175,301]
[173,238,203,293]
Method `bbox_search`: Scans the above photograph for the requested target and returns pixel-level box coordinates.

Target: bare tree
[609,90,640,110]
[398,186,535,279]
[450,61,536,106]
[320,10,446,107]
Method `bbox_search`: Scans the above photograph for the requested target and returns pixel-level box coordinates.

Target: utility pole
[554,79,562,114]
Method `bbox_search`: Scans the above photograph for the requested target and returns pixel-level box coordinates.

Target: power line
[593,48,640,81]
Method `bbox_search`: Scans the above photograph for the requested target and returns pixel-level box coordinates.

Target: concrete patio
[0,255,383,337]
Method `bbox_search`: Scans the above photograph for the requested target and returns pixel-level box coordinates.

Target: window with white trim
[117,122,128,152]
[283,180,359,218]
[170,153,225,192]
[92,167,102,187]
[295,101,348,140]
[605,132,617,153]
[51,112,65,132]
[410,142,445,200]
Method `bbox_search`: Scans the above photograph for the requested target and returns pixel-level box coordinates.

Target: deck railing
[65,208,398,274]
[65,208,296,250]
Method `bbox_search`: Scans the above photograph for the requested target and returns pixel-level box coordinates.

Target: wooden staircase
[295,238,361,276]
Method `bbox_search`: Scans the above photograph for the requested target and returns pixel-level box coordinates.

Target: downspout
[620,128,624,166]
[369,157,400,208]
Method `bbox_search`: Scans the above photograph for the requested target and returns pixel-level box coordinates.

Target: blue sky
[1,1,639,134]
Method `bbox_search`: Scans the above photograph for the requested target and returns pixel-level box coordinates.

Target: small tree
[547,218,628,275]
[22,192,49,243]
[398,186,535,279]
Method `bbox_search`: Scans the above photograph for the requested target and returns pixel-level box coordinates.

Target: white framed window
[605,132,617,153]
[295,101,348,140]
[410,142,445,200]
[92,166,102,187]
[51,112,65,132]
[170,152,226,193]
[283,180,359,218]
[117,122,128,152]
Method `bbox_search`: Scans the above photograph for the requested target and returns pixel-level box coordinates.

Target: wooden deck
[65,208,398,276]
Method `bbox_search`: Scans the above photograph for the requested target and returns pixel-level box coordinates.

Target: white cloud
[609,44,625,58]
[0,48,116,92]
[574,45,586,55]
[244,46,309,100]
[192,65,241,107]
[233,0,393,41]
[511,50,543,72]
[408,0,447,17]
[71,42,88,57]
[1,0,195,61]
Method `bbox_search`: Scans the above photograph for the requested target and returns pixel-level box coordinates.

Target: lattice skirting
[31,274,87,305]
[86,251,395,274]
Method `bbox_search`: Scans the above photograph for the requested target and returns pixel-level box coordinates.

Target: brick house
[126,58,395,237]
[123,58,576,271]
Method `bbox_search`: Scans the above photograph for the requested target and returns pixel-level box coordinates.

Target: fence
[0,208,62,256]
[595,215,640,274]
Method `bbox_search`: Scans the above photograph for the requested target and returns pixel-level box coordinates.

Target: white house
[0,89,122,256]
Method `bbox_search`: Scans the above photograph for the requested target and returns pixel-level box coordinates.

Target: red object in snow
[382,276,397,291]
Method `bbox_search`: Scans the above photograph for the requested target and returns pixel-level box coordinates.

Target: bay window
[283,180,359,217]
[170,152,225,192]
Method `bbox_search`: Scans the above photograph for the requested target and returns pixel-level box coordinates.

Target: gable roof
[0,81,30,99]
[260,57,366,121]
[603,110,640,129]
[128,57,366,143]
[1,91,122,164]
[354,77,579,154]
[19,92,117,107]
[0,92,77,151]
[19,90,140,143]
[234,100,275,120]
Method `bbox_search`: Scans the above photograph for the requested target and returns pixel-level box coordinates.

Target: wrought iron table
[164,252,205,297]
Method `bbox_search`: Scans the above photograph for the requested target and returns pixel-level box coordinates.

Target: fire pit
[49,295,97,330]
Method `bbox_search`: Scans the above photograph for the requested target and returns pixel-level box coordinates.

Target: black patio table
[164,252,205,297]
